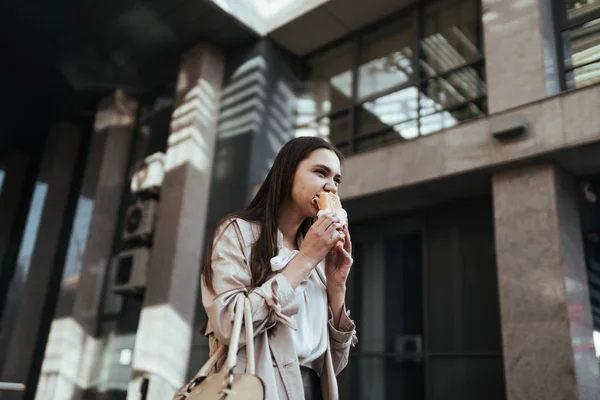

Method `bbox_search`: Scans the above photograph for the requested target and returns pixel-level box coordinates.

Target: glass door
[339,216,425,400]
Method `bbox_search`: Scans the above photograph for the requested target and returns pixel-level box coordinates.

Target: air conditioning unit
[130,152,165,194]
[112,247,151,295]
[122,199,159,243]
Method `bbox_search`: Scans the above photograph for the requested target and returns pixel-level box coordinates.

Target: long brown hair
[202,136,343,294]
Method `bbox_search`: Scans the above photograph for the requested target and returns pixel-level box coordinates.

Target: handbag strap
[187,219,256,385]
[188,294,256,386]
[225,295,255,374]
[229,220,255,373]
[194,344,227,378]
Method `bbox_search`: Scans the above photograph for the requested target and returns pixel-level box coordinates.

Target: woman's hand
[281,213,343,290]
[298,213,344,267]
[325,224,353,290]
[325,224,352,328]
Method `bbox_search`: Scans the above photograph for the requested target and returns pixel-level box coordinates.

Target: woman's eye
[316,170,326,176]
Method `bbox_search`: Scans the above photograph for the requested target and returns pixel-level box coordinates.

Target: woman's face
[290,148,342,219]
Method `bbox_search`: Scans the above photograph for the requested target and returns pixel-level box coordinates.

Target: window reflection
[297,0,486,153]
[0,181,48,369]
[421,66,485,114]
[296,42,353,146]
[564,19,600,88]
[567,0,600,20]
[394,119,419,140]
[560,1,600,89]
[13,182,48,283]
[420,111,458,135]
[422,0,481,78]
[358,87,418,135]
[358,20,413,100]
[568,61,600,88]
[305,42,354,116]
[566,19,600,68]
[52,195,95,318]
[295,113,350,147]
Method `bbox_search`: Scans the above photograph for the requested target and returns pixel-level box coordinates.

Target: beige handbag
[175,294,264,399]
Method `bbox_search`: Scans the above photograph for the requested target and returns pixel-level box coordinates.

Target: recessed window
[555,0,600,89]
[296,0,486,154]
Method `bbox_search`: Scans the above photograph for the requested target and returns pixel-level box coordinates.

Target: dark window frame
[552,0,600,91]
[298,0,486,154]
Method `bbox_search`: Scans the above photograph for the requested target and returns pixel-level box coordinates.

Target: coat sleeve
[327,305,358,375]
[202,220,299,346]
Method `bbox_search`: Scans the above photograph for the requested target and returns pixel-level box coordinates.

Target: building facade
[1,0,600,399]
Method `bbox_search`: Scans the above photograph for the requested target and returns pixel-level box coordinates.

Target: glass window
[305,42,355,117]
[298,0,485,154]
[0,180,48,370]
[295,112,350,146]
[558,0,600,89]
[420,102,484,136]
[563,19,600,88]
[564,19,600,69]
[566,61,600,88]
[358,20,413,100]
[50,133,105,319]
[419,66,486,134]
[422,0,482,78]
[420,66,486,115]
[567,0,600,20]
[358,87,419,135]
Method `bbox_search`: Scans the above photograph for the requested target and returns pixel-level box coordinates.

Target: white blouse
[270,234,329,375]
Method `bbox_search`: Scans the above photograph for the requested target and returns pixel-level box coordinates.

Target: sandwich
[312,192,348,248]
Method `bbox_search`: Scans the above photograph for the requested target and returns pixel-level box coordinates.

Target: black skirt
[300,366,322,400]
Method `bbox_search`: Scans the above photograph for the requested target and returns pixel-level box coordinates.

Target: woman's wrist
[327,283,346,296]
[296,249,321,269]
[280,253,317,289]
[327,287,346,328]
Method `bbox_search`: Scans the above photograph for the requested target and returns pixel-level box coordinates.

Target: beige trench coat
[180,218,358,400]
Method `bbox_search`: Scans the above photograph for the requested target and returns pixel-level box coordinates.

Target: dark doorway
[338,195,506,400]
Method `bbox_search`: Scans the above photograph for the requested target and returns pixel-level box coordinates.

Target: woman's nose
[324,182,337,194]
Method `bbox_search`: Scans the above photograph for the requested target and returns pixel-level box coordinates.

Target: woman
[200,137,357,400]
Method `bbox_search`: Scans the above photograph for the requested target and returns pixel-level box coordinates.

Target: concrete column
[0,122,84,400]
[482,0,559,113]
[208,38,298,230]
[189,38,298,377]
[244,40,297,201]
[32,90,138,400]
[128,43,225,400]
[492,164,600,400]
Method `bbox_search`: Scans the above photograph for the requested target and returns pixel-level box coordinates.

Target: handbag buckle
[225,369,235,389]
[186,377,202,393]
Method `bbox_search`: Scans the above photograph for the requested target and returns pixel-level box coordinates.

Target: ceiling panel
[269,0,417,56]
[326,0,415,31]
[269,7,349,55]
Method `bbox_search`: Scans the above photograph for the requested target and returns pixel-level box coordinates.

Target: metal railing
[0,382,26,392]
